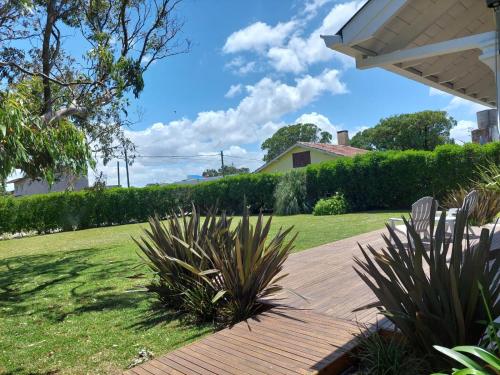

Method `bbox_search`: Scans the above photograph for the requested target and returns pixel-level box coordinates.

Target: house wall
[14,175,89,197]
[258,146,338,174]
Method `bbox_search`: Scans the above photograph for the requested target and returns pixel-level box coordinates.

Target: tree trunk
[41,0,55,115]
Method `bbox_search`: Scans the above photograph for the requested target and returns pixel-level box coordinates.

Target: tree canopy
[350,111,457,151]
[0,0,188,182]
[261,123,332,162]
[202,165,250,177]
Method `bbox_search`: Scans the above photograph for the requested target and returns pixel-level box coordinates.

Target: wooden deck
[125,226,499,375]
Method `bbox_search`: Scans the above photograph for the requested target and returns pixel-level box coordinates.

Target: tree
[351,111,457,151]
[202,165,250,177]
[0,0,189,181]
[261,123,332,162]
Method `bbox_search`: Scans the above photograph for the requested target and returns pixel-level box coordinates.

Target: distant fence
[1,143,498,235]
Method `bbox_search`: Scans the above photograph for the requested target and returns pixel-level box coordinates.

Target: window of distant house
[292,151,311,168]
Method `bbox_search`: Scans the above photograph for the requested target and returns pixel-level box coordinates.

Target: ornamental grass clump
[135,205,296,325]
[134,207,232,322]
[354,197,499,367]
[444,163,500,226]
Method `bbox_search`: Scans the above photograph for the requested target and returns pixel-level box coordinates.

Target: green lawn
[0,211,402,374]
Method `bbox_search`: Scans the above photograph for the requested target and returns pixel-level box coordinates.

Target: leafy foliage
[0,0,189,165]
[0,87,92,183]
[306,143,500,210]
[273,169,309,215]
[444,162,500,225]
[354,330,431,375]
[261,123,332,162]
[312,193,348,216]
[1,144,499,235]
[135,206,296,325]
[202,165,250,177]
[351,110,456,151]
[354,200,499,366]
[433,284,500,375]
[443,187,500,226]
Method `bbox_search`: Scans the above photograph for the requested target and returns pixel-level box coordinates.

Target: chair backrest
[461,190,479,216]
[411,196,437,234]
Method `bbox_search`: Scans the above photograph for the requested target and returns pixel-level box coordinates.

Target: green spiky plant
[444,163,500,225]
[135,205,296,325]
[354,198,499,366]
[134,207,232,322]
[433,284,500,375]
[207,206,297,324]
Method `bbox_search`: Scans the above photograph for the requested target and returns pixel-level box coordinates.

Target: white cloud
[302,0,333,18]
[295,112,338,141]
[223,0,365,73]
[429,87,488,114]
[450,120,474,144]
[93,69,347,186]
[225,57,257,75]
[225,84,243,98]
[223,21,297,54]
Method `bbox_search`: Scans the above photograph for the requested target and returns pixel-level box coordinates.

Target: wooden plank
[126,228,499,375]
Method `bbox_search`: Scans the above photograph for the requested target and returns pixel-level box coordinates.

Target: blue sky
[92,0,488,186]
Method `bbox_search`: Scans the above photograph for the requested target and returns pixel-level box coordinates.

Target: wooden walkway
[125,226,499,375]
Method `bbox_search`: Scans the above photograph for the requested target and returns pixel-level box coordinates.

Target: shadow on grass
[0,247,198,330]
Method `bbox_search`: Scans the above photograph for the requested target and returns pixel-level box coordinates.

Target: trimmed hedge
[306,143,500,210]
[0,143,498,234]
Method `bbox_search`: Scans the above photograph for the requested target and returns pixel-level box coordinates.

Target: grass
[0,211,402,374]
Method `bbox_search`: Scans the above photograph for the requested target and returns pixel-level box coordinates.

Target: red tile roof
[298,142,369,156]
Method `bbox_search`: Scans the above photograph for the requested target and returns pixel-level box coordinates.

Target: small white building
[7,174,89,197]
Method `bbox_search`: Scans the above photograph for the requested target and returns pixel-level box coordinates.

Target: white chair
[388,196,438,242]
[446,190,479,236]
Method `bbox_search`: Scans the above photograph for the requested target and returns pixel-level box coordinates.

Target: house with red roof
[255,130,368,174]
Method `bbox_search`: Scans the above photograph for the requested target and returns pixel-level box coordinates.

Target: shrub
[443,187,500,226]
[208,207,296,324]
[134,207,232,322]
[312,192,348,216]
[354,329,430,375]
[273,169,308,215]
[1,143,498,235]
[354,199,499,366]
[135,205,296,325]
[306,143,500,210]
[443,162,500,226]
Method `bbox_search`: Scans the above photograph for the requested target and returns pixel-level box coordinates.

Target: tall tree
[261,123,332,162]
[202,165,250,177]
[351,111,457,151]
[0,0,189,182]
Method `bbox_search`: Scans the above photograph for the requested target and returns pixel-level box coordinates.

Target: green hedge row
[0,173,280,234]
[306,143,500,210]
[0,143,498,234]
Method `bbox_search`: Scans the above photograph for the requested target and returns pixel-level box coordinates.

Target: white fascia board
[357,32,495,69]
[340,0,407,45]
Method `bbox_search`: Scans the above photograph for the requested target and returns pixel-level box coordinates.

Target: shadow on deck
[125,226,499,375]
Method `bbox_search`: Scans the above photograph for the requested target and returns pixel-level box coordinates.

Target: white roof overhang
[322,0,496,108]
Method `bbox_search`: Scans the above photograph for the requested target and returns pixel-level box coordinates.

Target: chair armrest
[387,217,403,229]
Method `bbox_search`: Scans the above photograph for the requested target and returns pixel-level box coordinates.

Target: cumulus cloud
[295,112,338,141]
[450,120,475,144]
[223,0,365,73]
[223,21,297,54]
[225,84,243,98]
[429,87,488,114]
[302,0,334,18]
[93,69,347,186]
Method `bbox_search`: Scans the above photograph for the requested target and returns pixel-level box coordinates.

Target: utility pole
[124,148,130,188]
[220,150,225,177]
[117,161,121,187]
